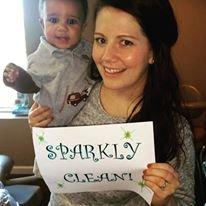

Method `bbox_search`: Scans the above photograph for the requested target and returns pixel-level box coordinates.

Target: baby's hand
[3,63,20,84]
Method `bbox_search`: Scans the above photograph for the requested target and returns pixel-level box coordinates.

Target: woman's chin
[102,80,125,91]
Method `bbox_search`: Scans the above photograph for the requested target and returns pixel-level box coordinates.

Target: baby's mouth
[56,36,69,42]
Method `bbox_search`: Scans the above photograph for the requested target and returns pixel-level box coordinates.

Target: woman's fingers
[143,173,179,193]
[30,104,50,119]
[29,102,39,115]
[144,163,179,182]
[147,163,175,173]
[143,163,180,205]
[34,117,53,127]
[28,102,53,127]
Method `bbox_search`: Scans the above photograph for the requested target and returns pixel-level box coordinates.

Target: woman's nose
[101,44,117,63]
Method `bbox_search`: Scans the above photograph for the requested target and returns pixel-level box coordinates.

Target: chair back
[181,84,204,119]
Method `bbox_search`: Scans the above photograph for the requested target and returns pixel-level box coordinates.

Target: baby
[3,0,95,126]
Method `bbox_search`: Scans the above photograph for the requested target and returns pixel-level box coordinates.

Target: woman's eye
[67,18,80,25]
[48,17,58,24]
[121,40,133,47]
[94,37,106,45]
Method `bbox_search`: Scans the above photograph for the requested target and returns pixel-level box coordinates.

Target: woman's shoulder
[174,113,191,131]
[175,114,195,162]
[175,114,193,140]
[86,81,102,102]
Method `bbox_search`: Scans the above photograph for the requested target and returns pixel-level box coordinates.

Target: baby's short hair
[39,0,88,22]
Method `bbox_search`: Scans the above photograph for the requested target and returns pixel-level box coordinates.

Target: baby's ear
[39,17,44,30]
[81,22,87,32]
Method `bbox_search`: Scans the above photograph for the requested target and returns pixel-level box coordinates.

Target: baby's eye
[48,17,58,24]
[94,37,106,45]
[121,39,134,47]
[67,18,80,25]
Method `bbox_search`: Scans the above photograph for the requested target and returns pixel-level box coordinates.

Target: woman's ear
[149,57,154,65]
[148,49,154,65]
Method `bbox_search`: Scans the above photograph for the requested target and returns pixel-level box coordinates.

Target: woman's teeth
[104,67,123,74]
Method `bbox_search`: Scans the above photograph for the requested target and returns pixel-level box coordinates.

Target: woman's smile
[103,66,126,75]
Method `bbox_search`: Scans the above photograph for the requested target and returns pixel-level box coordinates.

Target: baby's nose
[57,22,68,31]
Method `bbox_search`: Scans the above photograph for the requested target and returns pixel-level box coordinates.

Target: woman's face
[92,6,153,93]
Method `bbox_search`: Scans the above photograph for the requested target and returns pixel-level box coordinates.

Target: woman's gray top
[47,82,195,206]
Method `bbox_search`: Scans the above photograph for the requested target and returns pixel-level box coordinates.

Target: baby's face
[41,0,85,49]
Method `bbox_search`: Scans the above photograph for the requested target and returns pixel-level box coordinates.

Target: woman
[29,0,195,205]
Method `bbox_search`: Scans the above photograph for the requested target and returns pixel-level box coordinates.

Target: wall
[1,0,206,173]
[0,117,34,173]
[171,0,206,99]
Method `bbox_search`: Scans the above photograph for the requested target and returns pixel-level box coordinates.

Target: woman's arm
[172,122,195,205]
[143,120,195,206]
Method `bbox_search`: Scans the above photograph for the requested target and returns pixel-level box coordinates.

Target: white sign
[32,122,155,204]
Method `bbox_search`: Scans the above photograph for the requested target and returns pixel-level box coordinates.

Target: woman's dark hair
[93,0,186,165]
[39,0,88,22]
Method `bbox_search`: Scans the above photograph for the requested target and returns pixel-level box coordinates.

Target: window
[0,1,27,111]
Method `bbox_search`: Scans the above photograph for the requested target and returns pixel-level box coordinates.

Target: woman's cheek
[92,45,99,60]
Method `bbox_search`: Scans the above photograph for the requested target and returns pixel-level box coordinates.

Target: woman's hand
[143,163,180,206]
[28,102,53,127]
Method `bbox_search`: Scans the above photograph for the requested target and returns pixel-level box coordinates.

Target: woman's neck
[100,84,143,118]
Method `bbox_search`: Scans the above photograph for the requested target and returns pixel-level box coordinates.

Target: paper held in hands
[32,122,155,204]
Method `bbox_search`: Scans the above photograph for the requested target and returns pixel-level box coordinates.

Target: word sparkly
[46,142,141,162]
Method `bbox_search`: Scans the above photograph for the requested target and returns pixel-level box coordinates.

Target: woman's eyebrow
[117,35,138,39]
[94,32,104,36]
[94,32,138,38]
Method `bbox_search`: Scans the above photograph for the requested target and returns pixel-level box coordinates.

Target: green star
[121,127,134,140]
[135,179,151,193]
[137,179,146,192]
[36,132,46,144]
[57,182,64,189]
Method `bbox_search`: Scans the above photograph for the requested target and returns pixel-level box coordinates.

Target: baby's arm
[3,63,40,93]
